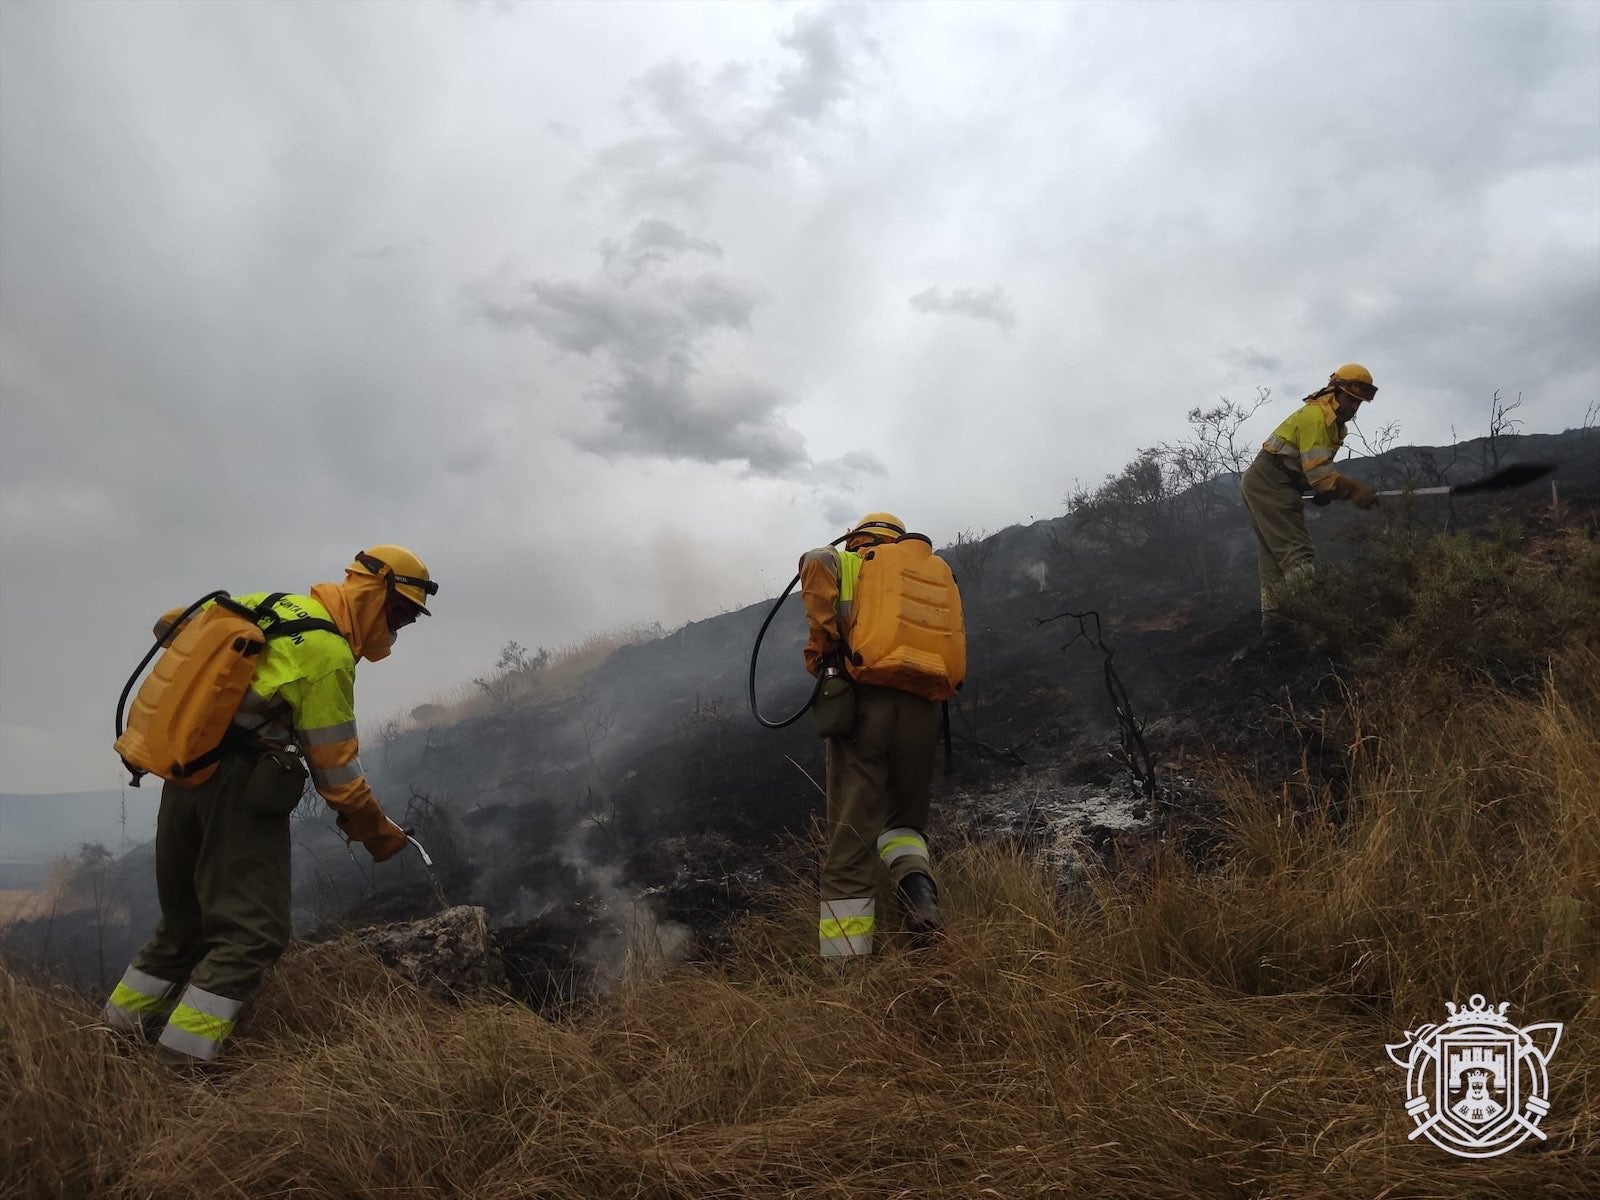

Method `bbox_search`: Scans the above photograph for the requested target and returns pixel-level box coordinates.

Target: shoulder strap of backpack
[252,592,343,640]
[268,617,343,638]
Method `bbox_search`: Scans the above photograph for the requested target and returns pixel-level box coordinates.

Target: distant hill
[0,789,158,862]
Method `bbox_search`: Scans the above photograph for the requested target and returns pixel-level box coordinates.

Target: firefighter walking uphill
[799,512,966,957]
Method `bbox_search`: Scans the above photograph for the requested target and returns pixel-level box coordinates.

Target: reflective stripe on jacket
[1260,395,1348,494]
[798,547,865,676]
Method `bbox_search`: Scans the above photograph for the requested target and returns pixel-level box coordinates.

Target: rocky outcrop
[353,904,505,999]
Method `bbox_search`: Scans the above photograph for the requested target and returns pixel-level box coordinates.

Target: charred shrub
[1063,395,1269,598]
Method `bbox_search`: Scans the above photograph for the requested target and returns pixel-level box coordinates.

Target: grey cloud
[805,453,891,529]
[811,450,888,486]
[1220,345,1283,374]
[1331,259,1600,433]
[592,61,763,206]
[443,440,496,475]
[474,254,798,475]
[600,218,722,281]
[909,285,1017,331]
[4,0,1595,794]
[835,450,887,475]
[473,272,758,361]
[590,6,870,207]
[351,241,423,261]
[577,365,808,475]
[592,139,719,208]
[821,497,859,528]
[635,61,755,162]
[453,0,516,16]
[481,279,684,357]
[544,120,582,148]
[768,7,864,130]
[673,273,758,329]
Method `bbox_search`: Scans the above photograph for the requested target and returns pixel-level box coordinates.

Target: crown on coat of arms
[1443,994,1512,1027]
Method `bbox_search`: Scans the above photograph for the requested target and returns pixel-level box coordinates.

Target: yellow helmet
[1329,363,1377,402]
[846,511,905,547]
[351,544,437,615]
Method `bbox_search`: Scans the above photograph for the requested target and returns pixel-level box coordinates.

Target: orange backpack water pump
[113,591,338,788]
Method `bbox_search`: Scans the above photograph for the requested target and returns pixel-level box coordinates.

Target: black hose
[747,534,848,730]
[115,590,228,740]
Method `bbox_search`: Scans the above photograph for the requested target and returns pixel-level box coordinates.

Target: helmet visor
[390,571,437,615]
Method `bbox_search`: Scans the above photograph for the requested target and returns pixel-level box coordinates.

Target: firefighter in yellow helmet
[103,545,436,1067]
[799,511,950,956]
[1240,365,1380,638]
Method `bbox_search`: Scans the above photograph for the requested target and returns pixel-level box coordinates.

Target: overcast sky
[1,0,1596,795]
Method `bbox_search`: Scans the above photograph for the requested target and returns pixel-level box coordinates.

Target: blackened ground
[15,432,1588,1001]
[333,431,1598,999]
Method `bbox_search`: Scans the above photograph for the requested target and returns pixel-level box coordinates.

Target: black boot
[1261,613,1296,645]
[1259,614,1299,663]
[897,872,945,944]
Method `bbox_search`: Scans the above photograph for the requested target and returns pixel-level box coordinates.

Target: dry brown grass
[0,891,50,926]
[5,662,1597,1199]
[0,858,98,929]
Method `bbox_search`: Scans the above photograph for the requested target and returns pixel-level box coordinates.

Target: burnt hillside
[332,428,1599,991]
[6,428,1596,1001]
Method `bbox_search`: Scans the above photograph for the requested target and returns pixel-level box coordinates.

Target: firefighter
[799,512,962,956]
[102,545,436,1066]
[1240,364,1380,638]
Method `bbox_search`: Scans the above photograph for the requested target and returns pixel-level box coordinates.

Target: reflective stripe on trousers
[819,897,875,957]
[157,984,245,1062]
[877,827,930,870]
[103,965,182,1033]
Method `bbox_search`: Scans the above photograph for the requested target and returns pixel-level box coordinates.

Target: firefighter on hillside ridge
[1240,364,1381,639]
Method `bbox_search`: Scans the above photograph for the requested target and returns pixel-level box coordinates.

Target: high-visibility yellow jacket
[1260,394,1349,495]
[798,546,864,677]
[152,590,391,844]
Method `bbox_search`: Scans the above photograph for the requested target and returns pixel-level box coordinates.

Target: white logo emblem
[1386,993,1563,1158]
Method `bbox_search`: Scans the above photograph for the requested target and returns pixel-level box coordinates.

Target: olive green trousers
[110,747,305,1039]
[1240,452,1315,622]
[822,684,941,902]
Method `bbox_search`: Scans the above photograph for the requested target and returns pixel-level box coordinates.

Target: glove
[338,812,409,863]
[1332,476,1379,509]
[365,818,409,863]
